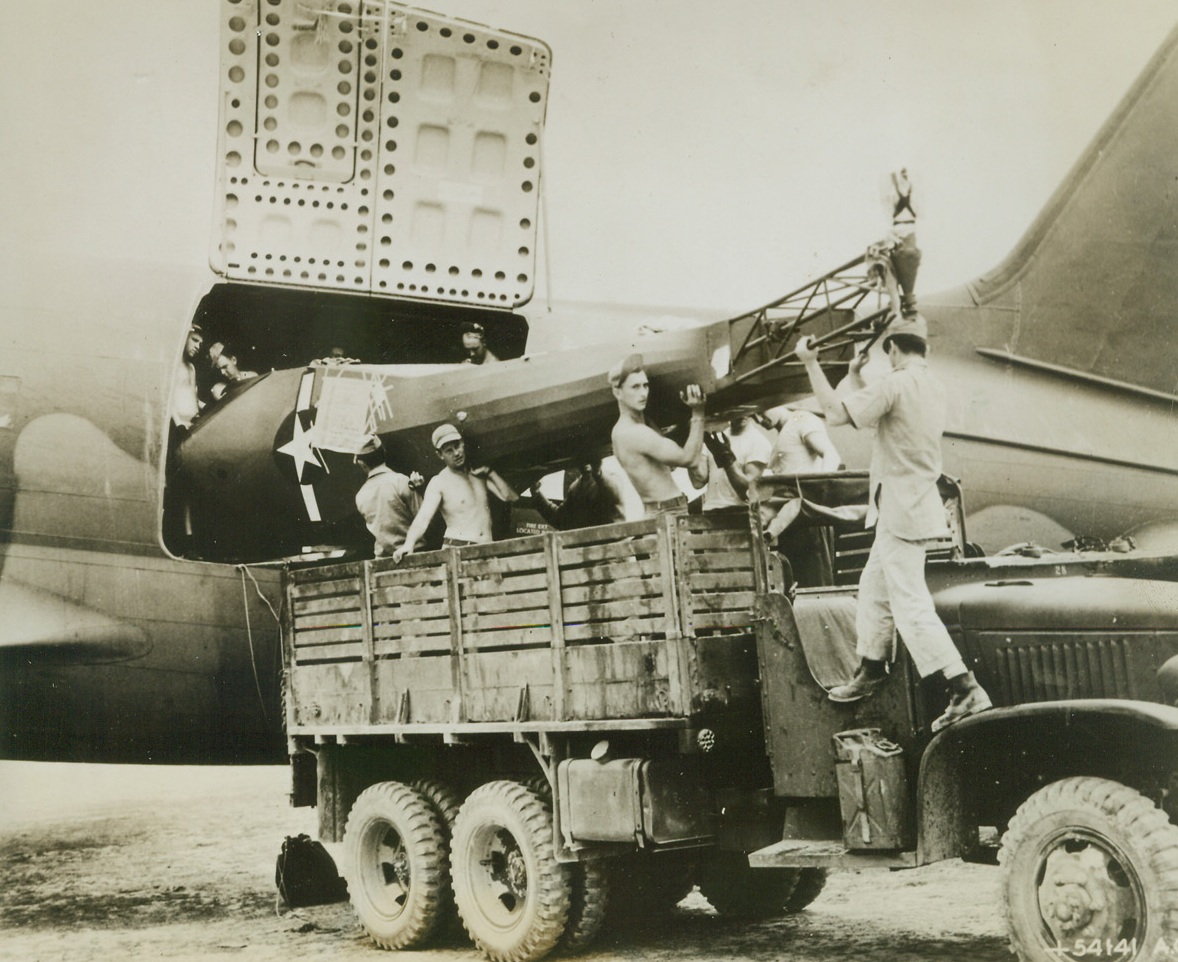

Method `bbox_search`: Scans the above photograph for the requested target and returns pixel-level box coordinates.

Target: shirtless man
[608,353,707,516]
[393,423,518,561]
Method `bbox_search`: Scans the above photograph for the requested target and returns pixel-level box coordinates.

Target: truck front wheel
[999,776,1178,962]
[784,867,828,911]
[451,780,571,962]
[343,780,450,949]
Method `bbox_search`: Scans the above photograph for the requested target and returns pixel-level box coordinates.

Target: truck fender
[915,699,1178,864]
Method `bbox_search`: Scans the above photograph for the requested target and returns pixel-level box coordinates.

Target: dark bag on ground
[275,834,348,907]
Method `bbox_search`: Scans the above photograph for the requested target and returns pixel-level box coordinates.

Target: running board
[748,839,918,870]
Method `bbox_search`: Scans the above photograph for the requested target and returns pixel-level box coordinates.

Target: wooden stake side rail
[283,512,766,735]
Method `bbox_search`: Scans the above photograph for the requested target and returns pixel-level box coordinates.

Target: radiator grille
[989,635,1136,703]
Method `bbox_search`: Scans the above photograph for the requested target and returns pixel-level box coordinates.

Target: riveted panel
[212,0,550,310]
[213,0,378,292]
[370,8,550,307]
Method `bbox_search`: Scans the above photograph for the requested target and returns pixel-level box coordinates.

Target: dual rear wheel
[344,777,828,960]
[342,781,450,949]
[345,778,584,962]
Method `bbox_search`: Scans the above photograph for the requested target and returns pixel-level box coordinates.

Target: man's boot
[931,671,992,732]
[828,659,888,703]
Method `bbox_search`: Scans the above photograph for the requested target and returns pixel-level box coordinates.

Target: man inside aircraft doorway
[393,423,518,561]
[460,321,500,365]
[794,315,991,731]
[609,353,707,518]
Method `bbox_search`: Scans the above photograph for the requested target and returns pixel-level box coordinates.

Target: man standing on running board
[794,315,991,731]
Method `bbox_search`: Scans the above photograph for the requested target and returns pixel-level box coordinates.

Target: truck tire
[342,780,449,949]
[409,778,463,828]
[784,867,828,911]
[999,776,1178,962]
[518,771,607,952]
[560,859,610,953]
[451,780,571,962]
[408,779,465,941]
[698,850,799,919]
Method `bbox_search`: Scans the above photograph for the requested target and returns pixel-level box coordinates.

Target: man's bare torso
[431,466,494,543]
[611,419,682,503]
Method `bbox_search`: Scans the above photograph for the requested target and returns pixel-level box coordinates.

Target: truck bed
[283,512,771,736]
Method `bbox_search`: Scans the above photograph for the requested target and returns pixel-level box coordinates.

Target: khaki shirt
[355,466,422,556]
[841,357,948,541]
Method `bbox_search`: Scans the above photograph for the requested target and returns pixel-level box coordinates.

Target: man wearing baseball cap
[352,435,423,558]
[609,353,707,517]
[393,423,518,562]
[794,314,991,731]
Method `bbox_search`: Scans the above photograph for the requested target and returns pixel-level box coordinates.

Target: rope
[238,564,283,725]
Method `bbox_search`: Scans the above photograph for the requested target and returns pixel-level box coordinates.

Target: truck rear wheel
[451,780,571,962]
[999,776,1178,962]
[560,859,610,953]
[409,779,465,941]
[343,780,449,949]
[698,850,798,919]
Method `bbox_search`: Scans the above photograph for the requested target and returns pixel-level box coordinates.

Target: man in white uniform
[764,406,841,475]
[795,315,991,731]
[690,416,772,511]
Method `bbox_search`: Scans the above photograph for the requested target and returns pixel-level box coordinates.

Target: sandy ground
[0,761,1010,962]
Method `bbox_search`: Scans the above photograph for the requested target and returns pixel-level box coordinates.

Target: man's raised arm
[795,337,866,427]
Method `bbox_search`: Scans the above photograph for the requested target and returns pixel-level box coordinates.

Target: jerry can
[833,728,912,851]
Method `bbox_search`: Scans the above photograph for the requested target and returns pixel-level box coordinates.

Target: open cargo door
[211,0,551,309]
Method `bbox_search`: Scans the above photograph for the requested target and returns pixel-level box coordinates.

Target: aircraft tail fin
[966,23,1178,398]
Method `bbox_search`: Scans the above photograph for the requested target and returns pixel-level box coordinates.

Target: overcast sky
[2,1,1175,315]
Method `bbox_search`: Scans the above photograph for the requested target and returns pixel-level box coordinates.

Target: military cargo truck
[282,472,1178,962]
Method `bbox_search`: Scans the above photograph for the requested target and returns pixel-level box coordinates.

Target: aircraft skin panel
[0,255,284,763]
[966,23,1178,396]
[0,543,282,763]
[213,0,551,308]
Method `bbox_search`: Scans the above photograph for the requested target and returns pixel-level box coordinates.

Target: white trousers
[855,528,966,679]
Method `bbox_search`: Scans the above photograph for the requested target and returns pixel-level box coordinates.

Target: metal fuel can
[833,728,912,851]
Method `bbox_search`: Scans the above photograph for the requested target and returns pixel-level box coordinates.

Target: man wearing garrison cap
[393,422,518,561]
[795,314,991,731]
[352,435,423,557]
[608,353,707,517]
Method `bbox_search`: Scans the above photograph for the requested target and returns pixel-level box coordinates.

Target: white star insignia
[276,413,323,482]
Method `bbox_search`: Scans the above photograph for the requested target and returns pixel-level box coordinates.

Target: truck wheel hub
[1037,837,1139,946]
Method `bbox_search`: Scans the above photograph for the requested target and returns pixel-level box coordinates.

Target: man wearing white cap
[393,423,518,561]
[608,353,707,517]
[353,435,423,557]
[795,315,991,731]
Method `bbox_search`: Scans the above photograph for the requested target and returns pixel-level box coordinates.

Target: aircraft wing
[0,580,152,662]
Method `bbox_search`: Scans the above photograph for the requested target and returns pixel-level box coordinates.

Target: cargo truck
[281,472,1178,962]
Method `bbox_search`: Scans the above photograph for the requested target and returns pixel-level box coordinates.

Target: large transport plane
[2,1,1178,763]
